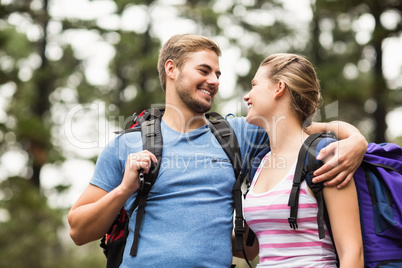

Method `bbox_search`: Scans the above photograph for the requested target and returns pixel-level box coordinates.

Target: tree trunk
[30,0,50,189]
[372,2,388,143]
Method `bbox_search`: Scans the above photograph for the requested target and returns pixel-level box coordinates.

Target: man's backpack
[100,108,250,268]
[287,133,402,268]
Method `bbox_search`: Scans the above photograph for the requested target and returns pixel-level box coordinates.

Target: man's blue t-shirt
[90,116,268,267]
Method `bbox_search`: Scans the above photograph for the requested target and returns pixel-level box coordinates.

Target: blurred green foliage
[0,177,105,267]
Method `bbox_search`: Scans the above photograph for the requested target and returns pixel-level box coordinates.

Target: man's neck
[163,107,208,133]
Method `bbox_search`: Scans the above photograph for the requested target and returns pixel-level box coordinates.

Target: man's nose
[207,74,220,87]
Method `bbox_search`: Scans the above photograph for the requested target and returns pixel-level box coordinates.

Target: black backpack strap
[288,132,338,242]
[288,133,326,230]
[130,108,164,257]
[245,228,256,247]
[303,135,326,238]
[206,112,252,266]
[206,112,241,177]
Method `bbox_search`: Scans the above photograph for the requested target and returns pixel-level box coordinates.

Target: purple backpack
[353,142,402,267]
[287,134,402,267]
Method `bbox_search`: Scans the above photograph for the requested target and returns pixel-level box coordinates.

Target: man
[68,34,367,267]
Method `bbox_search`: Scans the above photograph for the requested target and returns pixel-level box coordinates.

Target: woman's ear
[165,59,176,80]
[274,81,286,99]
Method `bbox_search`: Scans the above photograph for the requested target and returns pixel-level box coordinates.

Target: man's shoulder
[115,128,142,140]
[101,129,143,153]
[225,115,263,136]
[225,115,251,129]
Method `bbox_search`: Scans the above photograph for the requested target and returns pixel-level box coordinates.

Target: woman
[235,53,363,267]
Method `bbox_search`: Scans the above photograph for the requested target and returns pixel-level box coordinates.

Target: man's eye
[199,69,208,74]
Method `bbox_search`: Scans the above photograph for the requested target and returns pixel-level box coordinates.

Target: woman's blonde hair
[260,53,322,128]
[157,34,221,92]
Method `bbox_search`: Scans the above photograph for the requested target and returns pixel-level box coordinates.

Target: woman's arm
[306,121,368,188]
[323,180,364,267]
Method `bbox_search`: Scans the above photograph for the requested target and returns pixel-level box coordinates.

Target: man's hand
[121,150,157,194]
[306,121,368,189]
[312,134,367,188]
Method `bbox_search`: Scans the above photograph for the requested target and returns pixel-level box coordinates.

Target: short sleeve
[227,116,270,175]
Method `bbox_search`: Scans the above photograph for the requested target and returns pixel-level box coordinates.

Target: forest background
[0,0,401,267]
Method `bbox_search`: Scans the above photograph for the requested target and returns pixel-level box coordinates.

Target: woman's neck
[264,115,307,157]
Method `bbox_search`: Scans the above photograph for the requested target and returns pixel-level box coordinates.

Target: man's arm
[306,121,368,189]
[68,184,133,245]
[68,150,157,245]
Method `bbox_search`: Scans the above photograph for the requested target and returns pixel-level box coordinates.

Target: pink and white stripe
[244,152,337,267]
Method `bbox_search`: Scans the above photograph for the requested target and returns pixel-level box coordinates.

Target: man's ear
[165,59,176,80]
[274,81,286,99]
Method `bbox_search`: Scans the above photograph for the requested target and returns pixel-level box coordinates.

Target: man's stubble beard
[175,74,213,114]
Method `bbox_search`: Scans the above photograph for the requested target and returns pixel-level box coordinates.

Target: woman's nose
[243,92,250,102]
